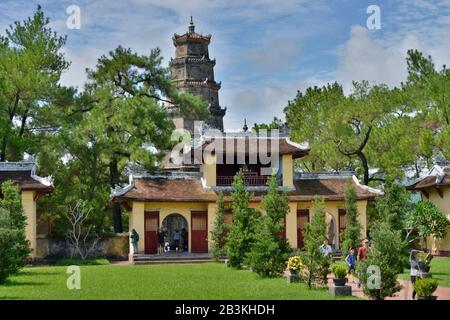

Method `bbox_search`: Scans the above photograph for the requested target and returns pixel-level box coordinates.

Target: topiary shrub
[0,181,31,284]
[247,176,291,277]
[331,263,347,279]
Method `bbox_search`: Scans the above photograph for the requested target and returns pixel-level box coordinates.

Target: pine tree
[356,222,404,299]
[374,180,412,232]
[341,185,362,254]
[247,176,292,277]
[302,196,330,288]
[210,191,227,261]
[226,170,260,269]
[0,181,31,283]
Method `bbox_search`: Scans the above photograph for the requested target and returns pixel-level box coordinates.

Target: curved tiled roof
[189,136,310,160]
[172,32,211,44]
[112,175,380,203]
[0,162,53,193]
[406,166,450,190]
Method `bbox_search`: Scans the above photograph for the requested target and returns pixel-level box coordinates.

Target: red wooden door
[191,211,208,253]
[297,209,309,249]
[144,211,159,254]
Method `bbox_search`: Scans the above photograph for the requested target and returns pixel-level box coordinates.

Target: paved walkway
[327,275,450,300]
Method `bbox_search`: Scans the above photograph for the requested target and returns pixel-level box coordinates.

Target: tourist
[410,249,422,300]
[130,229,139,255]
[345,247,356,283]
[157,228,165,254]
[357,239,369,261]
[319,238,333,257]
[356,239,370,287]
[173,229,181,251]
[181,228,188,252]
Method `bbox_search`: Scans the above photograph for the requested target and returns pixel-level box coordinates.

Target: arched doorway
[325,212,337,250]
[161,213,188,251]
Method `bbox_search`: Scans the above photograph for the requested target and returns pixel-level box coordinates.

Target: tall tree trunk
[1,94,20,161]
[357,151,370,185]
[109,158,123,233]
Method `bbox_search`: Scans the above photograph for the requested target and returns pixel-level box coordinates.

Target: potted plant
[287,256,303,275]
[414,278,438,300]
[331,263,347,286]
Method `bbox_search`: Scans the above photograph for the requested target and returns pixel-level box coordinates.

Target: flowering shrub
[287,256,304,272]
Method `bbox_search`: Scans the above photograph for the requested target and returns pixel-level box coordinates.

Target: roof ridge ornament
[243,119,248,132]
[189,16,195,33]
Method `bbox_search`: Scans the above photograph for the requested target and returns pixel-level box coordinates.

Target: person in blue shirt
[345,247,356,283]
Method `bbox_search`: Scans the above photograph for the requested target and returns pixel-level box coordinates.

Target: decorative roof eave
[111,174,135,198]
[352,175,384,196]
[110,171,203,198]
[172,32,211,44]
[176,79,221,90]
[170,57,216,66]
[406,164,450,190]
[0,161,54,191]
[286,138,310,151]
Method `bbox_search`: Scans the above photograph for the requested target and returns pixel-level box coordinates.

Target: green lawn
[0,262,356,300]
[399,257,450,288]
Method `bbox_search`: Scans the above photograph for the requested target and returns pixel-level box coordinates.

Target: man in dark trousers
[157,228,165,254]
[181,228,188,252]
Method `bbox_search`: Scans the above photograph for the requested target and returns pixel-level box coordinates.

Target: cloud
[222,74,333,130]
[336,25,424,93]
[243,39,300,73]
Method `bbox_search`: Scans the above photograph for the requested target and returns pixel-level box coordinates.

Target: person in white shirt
[410,249,422,299]
[319,238,333,257]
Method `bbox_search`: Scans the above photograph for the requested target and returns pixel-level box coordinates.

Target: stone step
[133,255,211,261]
[133,259,213,265]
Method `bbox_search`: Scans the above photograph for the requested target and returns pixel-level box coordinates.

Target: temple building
[111,19,383,261]
[407,163,450,256]
[0,162,53,258]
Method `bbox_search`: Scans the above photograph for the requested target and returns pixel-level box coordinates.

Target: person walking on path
[345,247,357,283]
[356,239,369,287]
[410,249,422,300]
[173,229,181,251]
[357,239,369,261]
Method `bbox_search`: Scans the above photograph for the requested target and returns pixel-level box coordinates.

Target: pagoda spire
[189,16,195,33]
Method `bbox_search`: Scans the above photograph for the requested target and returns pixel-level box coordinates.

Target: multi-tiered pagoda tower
[169,17,226,132]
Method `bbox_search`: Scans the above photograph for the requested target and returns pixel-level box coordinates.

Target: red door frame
[144,211,159,254]
[297,209,309,249]
[191,211,208,253]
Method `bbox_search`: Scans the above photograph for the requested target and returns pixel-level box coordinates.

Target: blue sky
[1,0,449,130]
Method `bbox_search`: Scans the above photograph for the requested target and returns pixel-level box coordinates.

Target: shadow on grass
[2,279,47,287]
[0,296,21,300]
[18,271,61,276]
